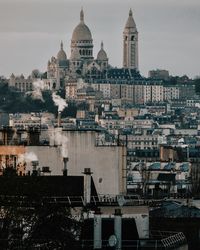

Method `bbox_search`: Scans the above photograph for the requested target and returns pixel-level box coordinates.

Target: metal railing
[81,231,187,249]
[0,193,193,208]
[0,234,187,250]
[0,194,167,207]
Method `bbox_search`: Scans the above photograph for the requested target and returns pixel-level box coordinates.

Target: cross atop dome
[129,8,133,16]
[57,41,67,61]
[101,41,104,50]
[97,41,108,61]
[80,8,84,22]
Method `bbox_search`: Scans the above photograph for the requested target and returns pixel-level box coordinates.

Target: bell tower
[123,9,139,70]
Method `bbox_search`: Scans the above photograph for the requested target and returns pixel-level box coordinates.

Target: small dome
[125,9,137,29]
[57,41,67,61]
[32,69,41,78]
[97,41,108,61]
[70,48,81,60]
[71,9,92,42]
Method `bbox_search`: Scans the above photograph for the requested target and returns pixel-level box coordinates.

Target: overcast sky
[0,0,199,78]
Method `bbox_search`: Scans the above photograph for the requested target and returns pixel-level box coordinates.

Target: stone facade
[47,9,109,90]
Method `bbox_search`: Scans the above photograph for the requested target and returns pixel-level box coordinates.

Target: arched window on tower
[83,50,85,56]
[131,36,135,41]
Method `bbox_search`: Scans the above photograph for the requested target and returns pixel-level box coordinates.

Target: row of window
[79,49,92,56]
[129,141,158,145]
[15,82,32,88]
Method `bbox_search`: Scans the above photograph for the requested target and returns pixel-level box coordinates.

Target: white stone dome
[57,41,67,61]
[72,23,92,41]
[71,9,92,42]
[97,42,108,61]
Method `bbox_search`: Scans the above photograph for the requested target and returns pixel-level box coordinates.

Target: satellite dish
[108,235,117,247]
[117,195,125,207]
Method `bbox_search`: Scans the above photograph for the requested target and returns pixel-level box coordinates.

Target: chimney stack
[58,111,61,127]
[27,127,40,146]
[93,208,102,249]
[2,127,15,145]
[63,157,69,176]
[114,209,122,250]
[83,168,93,205]
[31,160,39,176]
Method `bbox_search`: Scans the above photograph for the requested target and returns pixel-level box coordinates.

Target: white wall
[64,131,126,195]
[28,130,126,195]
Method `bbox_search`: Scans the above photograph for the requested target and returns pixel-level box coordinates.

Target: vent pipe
[27,127,40,146]
[114,209,122,250]
[58,111,61,127]
[83,168,93,205]
[93,208,102,249]
[31,160,39,176]
[63,157,69,176]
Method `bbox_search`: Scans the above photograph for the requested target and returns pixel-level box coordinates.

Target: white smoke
[51,128,68,158]
[28,80,46,102]
[61,137,68,158]
[52,92,68,112]
[18,152,38,163]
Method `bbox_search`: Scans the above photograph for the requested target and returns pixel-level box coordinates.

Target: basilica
[46,8,139,90]
[9,9,140,93]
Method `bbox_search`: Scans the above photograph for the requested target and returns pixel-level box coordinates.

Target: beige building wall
[27,131,127,196]
[143,85,151,103]
[151,85,164,102]
[66,82,77,99]
[133,85,144,104]
[110,84,121,99]
[27,146,62,174]
[117,108,139,118]
[99,83,111,98]
[64,131,127,195]
[0,130,127,195]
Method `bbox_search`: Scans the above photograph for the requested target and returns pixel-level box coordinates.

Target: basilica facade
[46,8,138,90]
[8,9,139,93]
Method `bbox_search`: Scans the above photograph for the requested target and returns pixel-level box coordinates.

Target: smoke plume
[27,80,46,102]
[52,92,68,112]
[51,128,68,158]
[18,152,38,163]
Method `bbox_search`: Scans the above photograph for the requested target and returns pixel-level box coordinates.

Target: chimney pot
[83,168,93,175]
[115,208,122,216]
